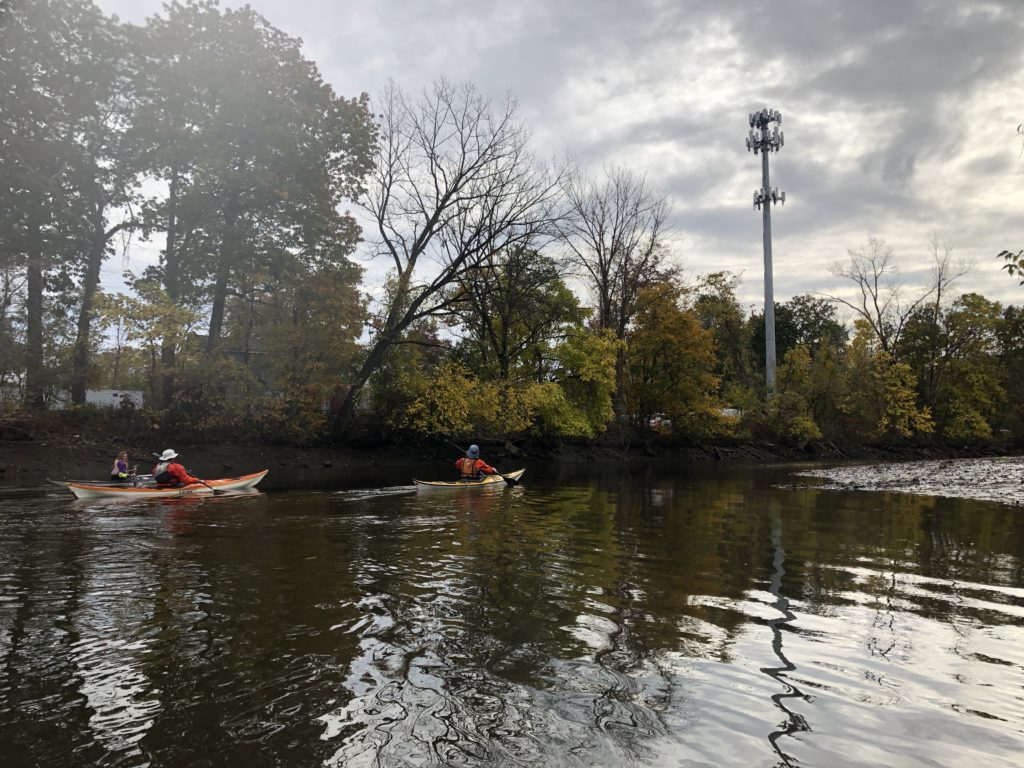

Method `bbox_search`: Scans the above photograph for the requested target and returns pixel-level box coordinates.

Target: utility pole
[746,108,785,393]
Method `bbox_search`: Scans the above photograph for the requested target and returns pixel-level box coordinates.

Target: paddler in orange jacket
[455,445,499,480]
[153,449,200,488]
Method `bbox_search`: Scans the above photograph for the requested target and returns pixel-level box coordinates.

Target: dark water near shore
[1,461,1023,767]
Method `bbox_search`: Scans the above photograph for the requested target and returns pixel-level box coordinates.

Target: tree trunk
[1,261,18,389]
[206,257,231,353]
[329,269,416,438]
[613,347,628,419]
[160,171,180,408]
[23,214,45,409]
[330,334,395,437]
[207,198,237,353]
[110,344,121,388]
[70,214,107,405]
[611,272,629,418]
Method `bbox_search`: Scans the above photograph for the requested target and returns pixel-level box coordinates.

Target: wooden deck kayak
[63,470,269,500]
[413,469,524,491]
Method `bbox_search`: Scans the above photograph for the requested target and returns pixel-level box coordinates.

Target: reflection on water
[1,462,1024,766]
[760,508,808,766]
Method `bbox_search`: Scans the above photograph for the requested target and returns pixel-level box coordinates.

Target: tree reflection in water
[4,463,1024,766]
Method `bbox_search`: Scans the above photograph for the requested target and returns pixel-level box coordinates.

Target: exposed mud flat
[797,456,1024,505]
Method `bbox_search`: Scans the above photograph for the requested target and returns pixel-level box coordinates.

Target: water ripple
[3,464,1024,765]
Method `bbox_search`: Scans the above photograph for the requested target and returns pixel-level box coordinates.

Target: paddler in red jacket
[153,448,200,488]
[455,445,498,480]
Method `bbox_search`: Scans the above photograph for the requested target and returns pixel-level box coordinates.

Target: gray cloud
[94,0,1024,308]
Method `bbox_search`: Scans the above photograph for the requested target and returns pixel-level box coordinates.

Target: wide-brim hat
[159,449,179,461]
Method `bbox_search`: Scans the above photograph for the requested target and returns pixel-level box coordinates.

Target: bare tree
[563,166,672,337]
[824,236,970,356]
[561,165,673,412]
[330,80,564,436]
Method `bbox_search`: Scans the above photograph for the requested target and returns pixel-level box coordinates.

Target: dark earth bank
[1,412,1021,488]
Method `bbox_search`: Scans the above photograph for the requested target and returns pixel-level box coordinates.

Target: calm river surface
[1,460,1023,767]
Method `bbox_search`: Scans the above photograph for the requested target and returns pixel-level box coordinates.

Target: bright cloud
[95,0,1024,312]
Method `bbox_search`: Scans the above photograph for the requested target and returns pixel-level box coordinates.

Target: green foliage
[223,259,366,415]
[840,327,934,440]
[899,292,1004,439]
[6,1,1024,450]
[749,295,847,371]
[383,326,618,440]
[722,383,760,415]
[247,392,330,445]
[998,250,1024,285]
[1,0,140,405]
[452,248,587,382]
[766,393,822,441]
[803,339,847,438]
[515,381,586,438]
[943,373,997,441]
[693,272,758,394]
[547,328,620,438]
[101,279,199,356]
[872,362,934,439]
[389,360,478,437]
[995,305,1024,438]
[761,347,822,441]
[169,355,257,432]
[385,328,620,441]
[386,363,526,437]
[626,284,724,438]
[136,1,375,351]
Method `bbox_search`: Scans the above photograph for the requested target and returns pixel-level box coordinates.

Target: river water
[1,458,1023,767]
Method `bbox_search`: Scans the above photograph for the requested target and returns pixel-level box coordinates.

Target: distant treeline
[2,0,1023,446]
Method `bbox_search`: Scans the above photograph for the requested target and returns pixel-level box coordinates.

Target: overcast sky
[94,0,1024,313]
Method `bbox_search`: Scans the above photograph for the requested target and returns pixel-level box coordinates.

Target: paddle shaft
[197,480,225,495]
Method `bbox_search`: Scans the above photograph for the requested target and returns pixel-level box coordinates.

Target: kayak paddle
[196,479,226,495]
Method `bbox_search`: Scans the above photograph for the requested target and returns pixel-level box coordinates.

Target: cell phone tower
[746,108,785,393]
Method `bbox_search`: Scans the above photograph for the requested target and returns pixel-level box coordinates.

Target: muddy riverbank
[796,455,1024,506]
[1,422,1020,489]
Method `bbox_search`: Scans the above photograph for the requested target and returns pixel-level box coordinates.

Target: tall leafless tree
[561,165,673,412]
[330,80,564,436]
[824,235,970,357]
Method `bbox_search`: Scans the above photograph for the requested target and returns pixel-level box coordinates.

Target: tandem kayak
[61,470,269,500]
[413,469,525,490]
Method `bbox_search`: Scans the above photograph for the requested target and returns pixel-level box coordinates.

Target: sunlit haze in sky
[94,0,1024,315]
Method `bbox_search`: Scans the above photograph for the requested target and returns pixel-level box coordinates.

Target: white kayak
[413,468,524,491]
[61,470,269,500]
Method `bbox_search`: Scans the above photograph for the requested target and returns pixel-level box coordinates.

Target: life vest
[153,460,175,485]
[458,457,481,480]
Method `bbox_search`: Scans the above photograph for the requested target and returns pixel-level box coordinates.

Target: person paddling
[110,451,131,483]
[153,449,200,488]
[455,444,499,481]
